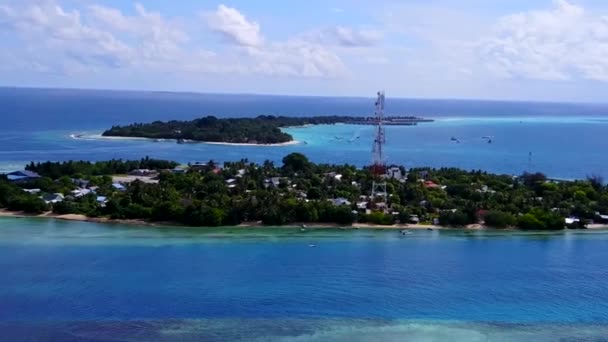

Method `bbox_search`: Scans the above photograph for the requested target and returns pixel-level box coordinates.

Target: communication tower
[371,91,388,204]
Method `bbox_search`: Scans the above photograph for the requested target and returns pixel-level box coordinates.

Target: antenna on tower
[371,91,388,207]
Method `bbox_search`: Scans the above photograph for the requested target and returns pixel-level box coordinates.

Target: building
[6,170,41,183]
[71,188,92,198]
[387,166,405,181]
[424,180,441,189]
[96,196,108,207]
[331,198,351,206]
[42,193,64,204]
[112,183,126,191]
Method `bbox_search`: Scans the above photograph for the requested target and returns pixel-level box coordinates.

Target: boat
[400,229,412,235]
[451,137,458,141]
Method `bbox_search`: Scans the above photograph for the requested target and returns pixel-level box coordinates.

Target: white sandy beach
[70,133,302,146]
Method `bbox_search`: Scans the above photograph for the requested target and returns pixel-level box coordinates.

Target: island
[1,153,607,230]
[102,115,433,144]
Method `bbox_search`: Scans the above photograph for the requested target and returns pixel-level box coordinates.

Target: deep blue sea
[2,87,608,179]
[3,88,608,340]
[1,218,608,340]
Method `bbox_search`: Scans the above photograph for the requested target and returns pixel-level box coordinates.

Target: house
[6,170,41,183]
[265,177,281,188]
[476,185,496,194]
[595,213,608,224]
[424,181,441,189]
[71,188,92,198]
[331,198,351,206]
[22,188,41,194]
[387,167,404,180]
[236,169,246,177]
[96,196,108,206]
[226,178,237,184]
[128,169,154,176]
[189,162,208,171]
[356,202,368,210]
[409,215,420,224]
[112,183,126,191]
[565,217,580,225]
[172,166,187,174]
[42,193,64,204]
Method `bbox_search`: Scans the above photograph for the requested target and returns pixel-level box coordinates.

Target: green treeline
[25,158,178,178]
[2,153,608,229]
[102,115,360,144]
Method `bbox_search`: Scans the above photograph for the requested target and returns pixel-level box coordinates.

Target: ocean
[2,87,608,179]
[1,218,608,340]
[3,88,608,340]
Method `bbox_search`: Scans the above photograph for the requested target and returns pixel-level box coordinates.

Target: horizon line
[1,85,607,106]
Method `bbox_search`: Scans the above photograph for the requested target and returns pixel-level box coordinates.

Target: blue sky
[1,0,608,102]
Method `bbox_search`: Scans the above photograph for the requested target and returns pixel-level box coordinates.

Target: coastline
[2,210,606,231]
[70,133,302,147]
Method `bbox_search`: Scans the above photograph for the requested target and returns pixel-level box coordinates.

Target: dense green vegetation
[103,115,364,144]
[2,153,608,229]
[25,157,178,178]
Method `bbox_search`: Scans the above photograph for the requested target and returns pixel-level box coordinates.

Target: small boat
[427,228,433,231]
[309,244,316,247]
[400,229,412,236]
[451,137,458,141]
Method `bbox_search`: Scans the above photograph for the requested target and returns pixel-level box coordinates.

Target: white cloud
[0,1,132,70]
[203,4,262,47]
[478,0,608,82]
[244,40,347,78]
[0,1,349,79]
[308,27,383,47]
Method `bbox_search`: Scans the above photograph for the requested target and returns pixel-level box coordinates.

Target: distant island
[102,115,433,145]
[1,153,607,230]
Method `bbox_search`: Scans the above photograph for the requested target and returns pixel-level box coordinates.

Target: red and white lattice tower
[371,91,387,203]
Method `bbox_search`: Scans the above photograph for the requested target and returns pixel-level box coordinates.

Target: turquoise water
[2,88,608,178]
[2,218,608,340]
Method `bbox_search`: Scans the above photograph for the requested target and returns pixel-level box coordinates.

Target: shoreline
[70,133,302,147]
[2,210,607,231]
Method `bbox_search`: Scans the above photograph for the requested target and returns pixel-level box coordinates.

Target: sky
[1,0,608,102]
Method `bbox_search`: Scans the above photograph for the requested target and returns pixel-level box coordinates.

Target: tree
[438,211,470,227]
[282,153,312,174]
[517,213,544,230]
[587,174,605,192]
[483,211,516,228]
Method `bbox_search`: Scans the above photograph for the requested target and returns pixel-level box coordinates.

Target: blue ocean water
[1,218,608,340]
[3,88,608,340]
[1,87,608,179]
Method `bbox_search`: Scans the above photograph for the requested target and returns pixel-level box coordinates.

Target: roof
[332,198,351,206]
[424,181,441,188]
[8,170,40,178]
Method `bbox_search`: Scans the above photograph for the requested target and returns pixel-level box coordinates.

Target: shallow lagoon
[1,218,608,340]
